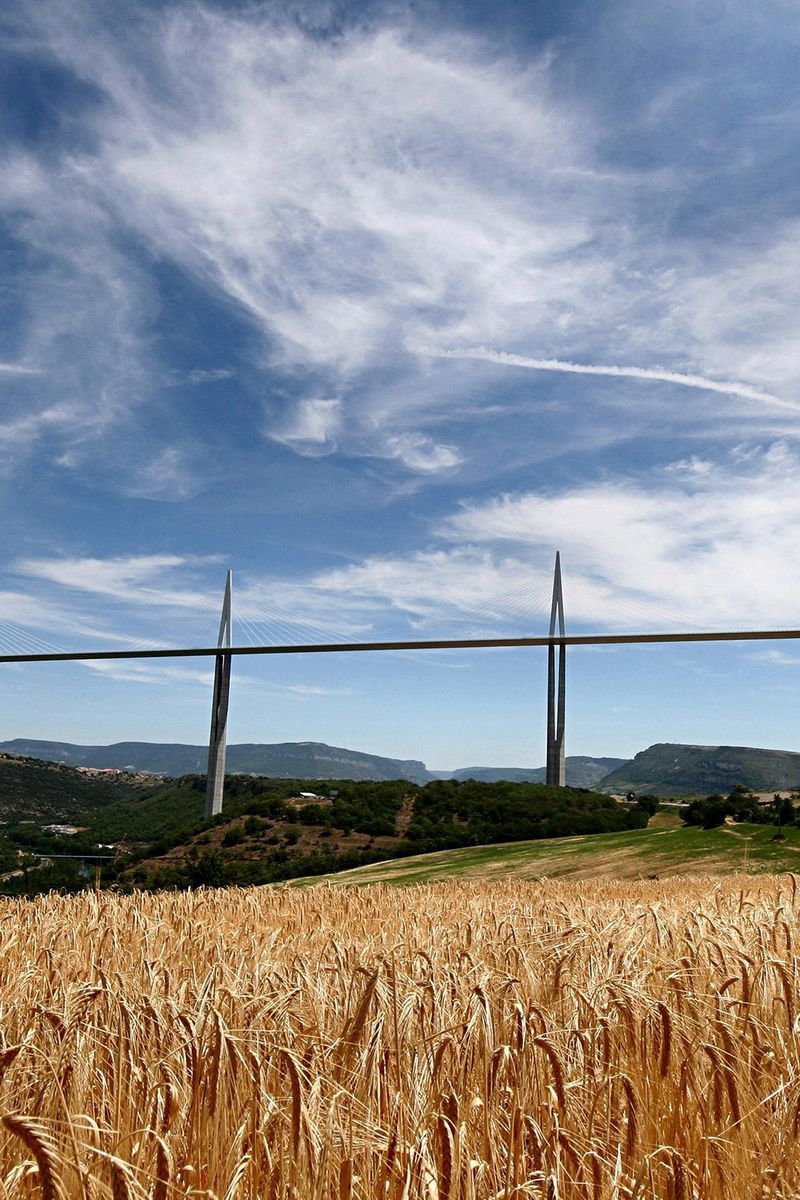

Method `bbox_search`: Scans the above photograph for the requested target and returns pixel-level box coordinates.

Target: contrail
[420,345,800,413]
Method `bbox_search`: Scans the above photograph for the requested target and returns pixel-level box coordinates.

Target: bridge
[4,554,800,816]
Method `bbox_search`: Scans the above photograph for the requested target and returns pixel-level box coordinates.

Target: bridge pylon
[205,570,232,818]
[545,552,566,787]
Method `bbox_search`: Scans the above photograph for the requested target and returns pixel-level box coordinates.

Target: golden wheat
[0,876,798,1196]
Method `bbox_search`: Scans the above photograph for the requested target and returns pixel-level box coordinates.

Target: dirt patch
[648,812,683,830]
[394,794,415,837]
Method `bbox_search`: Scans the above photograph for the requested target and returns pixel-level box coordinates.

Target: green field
[296,818,800,886]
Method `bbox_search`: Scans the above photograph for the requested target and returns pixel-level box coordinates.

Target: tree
[682,794,730,829]
[190,850,226,888]
[727,785,759,823]
[634,794,659,816]
[774,794,794,829]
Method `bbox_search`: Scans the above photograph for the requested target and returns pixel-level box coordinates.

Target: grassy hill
[91,775,651,892]
[294,817,800,886]
[599,742,800,796]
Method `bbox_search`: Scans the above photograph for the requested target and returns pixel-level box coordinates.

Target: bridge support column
[545,552,566,787]
[206,570,232,818]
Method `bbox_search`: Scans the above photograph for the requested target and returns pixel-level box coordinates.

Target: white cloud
[440,445,800,629]
[313,548,551,628]
[90,8,800,430]
[12,553,222,611]
[0,403,86,462]
[383,433,462,473]
[271,398,341,455]
[219,443,800,636]
[8,552,369,648]
[0,590,167,646]
[17,553,188,593]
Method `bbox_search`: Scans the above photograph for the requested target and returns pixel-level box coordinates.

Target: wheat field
[0,876,799,1198]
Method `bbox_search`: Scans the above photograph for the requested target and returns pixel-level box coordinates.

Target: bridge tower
[205,570,232,818]
[545,552,566,787]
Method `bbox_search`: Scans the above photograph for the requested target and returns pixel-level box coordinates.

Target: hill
[295,818,800,886]
[0,752,141,822]
[0,774,653,894]
[103,775,650,891]
[599,742,800,796]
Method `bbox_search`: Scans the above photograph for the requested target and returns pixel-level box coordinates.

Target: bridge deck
[2,628,800,663]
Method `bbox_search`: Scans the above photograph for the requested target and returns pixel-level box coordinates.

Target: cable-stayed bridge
[4,554,800,816]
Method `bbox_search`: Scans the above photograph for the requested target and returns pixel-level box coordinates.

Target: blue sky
[2,0,800,769]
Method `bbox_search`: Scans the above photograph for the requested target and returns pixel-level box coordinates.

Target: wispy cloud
[208,444,800,637]
[0,363,41,375]
[0,589,181,648]
[9,556,227,650]
[750,648,800,668]
[13,553,219,606]
[116,449,203,502]
[282,684,354,696]
[310,548,554,632]
[2,2,799,488]
[8,435,800,657]
[8,552,368,649]
[164,367,233,387]
[83,659,214,686]
[0,5,626,476]
[0,148,157,479]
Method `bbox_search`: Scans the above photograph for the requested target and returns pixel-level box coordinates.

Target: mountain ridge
[0,739,430,783]
[0,738,623,788]
[5,738,800,795]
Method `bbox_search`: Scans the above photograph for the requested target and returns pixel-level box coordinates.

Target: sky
[2,0,800,769]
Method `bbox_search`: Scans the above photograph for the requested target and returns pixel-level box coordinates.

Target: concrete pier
[545,552,566,787]
[205,570,232,817]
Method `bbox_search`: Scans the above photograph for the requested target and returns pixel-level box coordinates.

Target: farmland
[1,875,799,1197]
[293,818,800,886]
